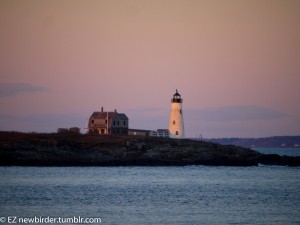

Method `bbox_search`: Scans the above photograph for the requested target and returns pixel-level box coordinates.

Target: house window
[113,121,115,125]
[180,110,182,114]
[91,119,94,124]
[173,120,175,125]
[176,131,179,135]
[117,121,119,125]
[124,121,126,126]
[105,119,107,124]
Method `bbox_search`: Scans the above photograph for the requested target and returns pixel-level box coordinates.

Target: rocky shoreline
[0,131,300,167]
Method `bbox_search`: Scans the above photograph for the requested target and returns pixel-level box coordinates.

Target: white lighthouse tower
[169,89,185,139]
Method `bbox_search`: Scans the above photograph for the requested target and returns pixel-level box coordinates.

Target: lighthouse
[169,89,185,139]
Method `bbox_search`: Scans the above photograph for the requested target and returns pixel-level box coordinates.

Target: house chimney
[114,109,117,113]
[101,107,103,112]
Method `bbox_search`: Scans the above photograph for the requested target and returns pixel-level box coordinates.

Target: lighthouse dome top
[171,89,183,103]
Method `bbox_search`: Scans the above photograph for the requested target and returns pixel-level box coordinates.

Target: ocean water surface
[0,149,300,225]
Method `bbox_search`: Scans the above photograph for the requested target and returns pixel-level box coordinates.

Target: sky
[0,0,300,138]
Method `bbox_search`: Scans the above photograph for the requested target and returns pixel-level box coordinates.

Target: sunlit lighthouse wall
[169,90,185,139]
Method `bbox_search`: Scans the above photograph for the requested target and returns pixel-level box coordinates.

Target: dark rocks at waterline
[0,131,299,167]
[258,154,300,167]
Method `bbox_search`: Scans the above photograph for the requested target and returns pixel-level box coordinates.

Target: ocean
[0,149,300,225]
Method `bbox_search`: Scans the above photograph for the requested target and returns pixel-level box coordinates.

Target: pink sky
[0,0,300,138]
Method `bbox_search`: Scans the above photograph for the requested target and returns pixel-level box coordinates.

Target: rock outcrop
[0,132,299,167]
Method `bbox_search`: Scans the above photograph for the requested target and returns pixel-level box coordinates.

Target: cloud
[185,105,288,122]
[0,83,48,97]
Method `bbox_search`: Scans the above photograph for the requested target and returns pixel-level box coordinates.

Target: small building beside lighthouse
[169,89,185,139]
[87,107,128,135]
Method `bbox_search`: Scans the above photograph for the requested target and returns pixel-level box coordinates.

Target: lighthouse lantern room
[169,89,185,139]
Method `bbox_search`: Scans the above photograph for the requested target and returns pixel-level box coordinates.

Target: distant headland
[1,131,299,167]
[207,136,300,148]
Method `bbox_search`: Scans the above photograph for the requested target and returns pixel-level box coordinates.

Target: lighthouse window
[173,120,175,125]
[176,131,179,135]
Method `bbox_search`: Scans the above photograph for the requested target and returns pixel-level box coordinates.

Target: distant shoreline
[206,136,300,148]
[1,131,300,167]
